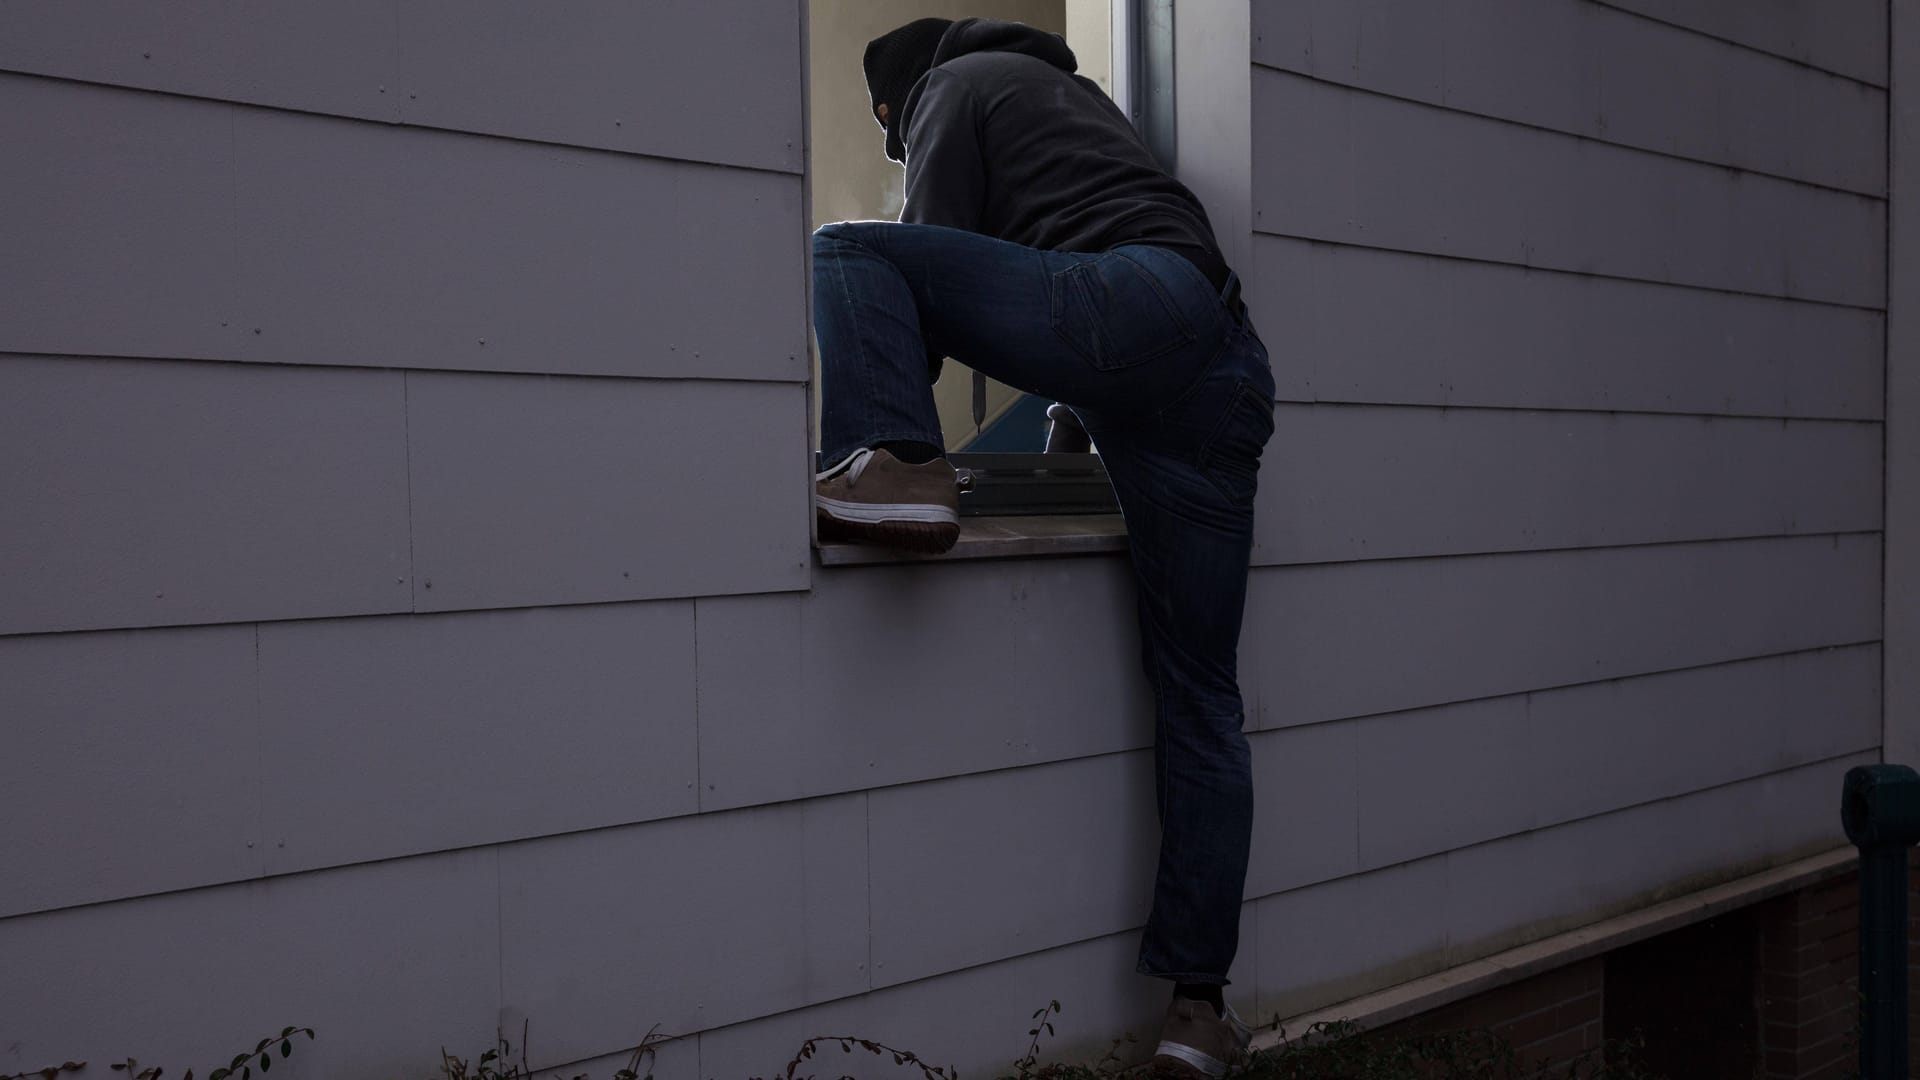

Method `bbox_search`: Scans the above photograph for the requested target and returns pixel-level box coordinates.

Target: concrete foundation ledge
[1253,845,1858,1052]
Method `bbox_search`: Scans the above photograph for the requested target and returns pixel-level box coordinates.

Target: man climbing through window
[811,16,1275,1078]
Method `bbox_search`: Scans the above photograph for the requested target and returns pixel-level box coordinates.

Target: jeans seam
[820,225,943,463]
[823,230,881,459]
[1153,333,1236,422]
[1195,381,1272,508]
[1135,581,1182,978]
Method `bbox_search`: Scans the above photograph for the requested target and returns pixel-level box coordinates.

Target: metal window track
[950,451,1121,517]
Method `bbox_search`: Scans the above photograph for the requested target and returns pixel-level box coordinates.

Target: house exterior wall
[1243,0,1888,1028]
[1888,0,1918,768]
[0,3,809,1078]
[0,4,1894,1080]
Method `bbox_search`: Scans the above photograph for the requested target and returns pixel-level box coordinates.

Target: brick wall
[1755,871,1862,1079]
[1609,909,1762,1077]
[1365,957,1605,1076]
[1348,861,1920,1079]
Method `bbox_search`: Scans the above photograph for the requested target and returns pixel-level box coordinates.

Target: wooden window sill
[814,514,1128,567]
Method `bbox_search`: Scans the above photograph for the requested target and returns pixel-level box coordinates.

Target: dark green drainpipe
[1840,764,1920,1080]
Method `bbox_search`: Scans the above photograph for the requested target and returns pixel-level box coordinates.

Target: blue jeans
[813,221,1274,983]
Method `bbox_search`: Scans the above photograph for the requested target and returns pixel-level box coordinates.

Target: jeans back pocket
[1050,252,1196,372]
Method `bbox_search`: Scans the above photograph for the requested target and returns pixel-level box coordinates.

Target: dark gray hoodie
[894,18,1229,287]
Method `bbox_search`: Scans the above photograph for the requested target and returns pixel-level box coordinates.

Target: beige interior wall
[1065,0,1112,98]
[810,0,1100,450]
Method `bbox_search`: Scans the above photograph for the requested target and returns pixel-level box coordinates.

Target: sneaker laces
[815,447,876,486]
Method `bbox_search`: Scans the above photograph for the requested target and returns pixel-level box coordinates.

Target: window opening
[807,0,1167,517]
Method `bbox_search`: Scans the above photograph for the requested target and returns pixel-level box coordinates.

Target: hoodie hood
[881,17,1078,162]
[929,17,1078,73]
[863,17,953,163]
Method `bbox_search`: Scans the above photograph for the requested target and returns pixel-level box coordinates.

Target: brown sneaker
[815,446,960,554]
[1151,998,1251,1078]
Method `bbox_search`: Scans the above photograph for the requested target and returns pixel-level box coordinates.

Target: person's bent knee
[812,220,877,251]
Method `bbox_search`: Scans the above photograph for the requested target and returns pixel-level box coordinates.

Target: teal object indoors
[959,393,1052,452]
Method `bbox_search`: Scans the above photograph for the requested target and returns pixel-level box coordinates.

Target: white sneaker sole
[1151,1041,1231,1078]
[815,495,958,526]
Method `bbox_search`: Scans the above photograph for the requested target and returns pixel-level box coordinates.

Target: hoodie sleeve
[900,68,986,233]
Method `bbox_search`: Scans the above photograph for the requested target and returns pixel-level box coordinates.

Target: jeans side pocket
[1049,252,1196,372]
[1198,380,1276,507]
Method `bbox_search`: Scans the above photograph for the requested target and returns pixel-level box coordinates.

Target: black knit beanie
[863,17,952,163]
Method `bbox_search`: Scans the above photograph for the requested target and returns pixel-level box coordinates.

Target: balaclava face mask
[862,17,952,163]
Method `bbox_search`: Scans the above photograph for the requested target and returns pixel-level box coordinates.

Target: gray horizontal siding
[868,753,1158,989]
[0,79,233,362]
[2,7,1891,1078]
[1893,0,1920,768]
[1,601,701,919]
[0,847,502,1080]
[1249,719,1362,897]
[854,728,1323,975]
[0,621,1876,1076]
[1236,0,1890,1037]
[704,534,1882,830]
[1254,751,1868,1020]
[1251,237,1886,418]
[1252,67,1886,307]
[0,356,410,636]
[1,74,807,381]
[497,795,869,1068]
[539,1041,700,1080]
[256,603,699,877]
[1437,750,1868,957]
[1253,856,1448,1020]
[1592,0,1889,86]
[0,799,1211,1080]
[858,644,1875,986]
[694,557,1151,811]
[695,922,1221,1080]
[1251,407,1882,565]
[0,359,805,637]
[406,373,810,612]
[0,0,394,128]
[394,1,803,173]
[651,713,1873,1076]
[1253,0,1886,194]
[0,0,803,173]
[1240,534,1882,729]
[0,626,262,918]
[536,1042,701,1080]
[1248,646,1878,899]
[1348,645,1880,872]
